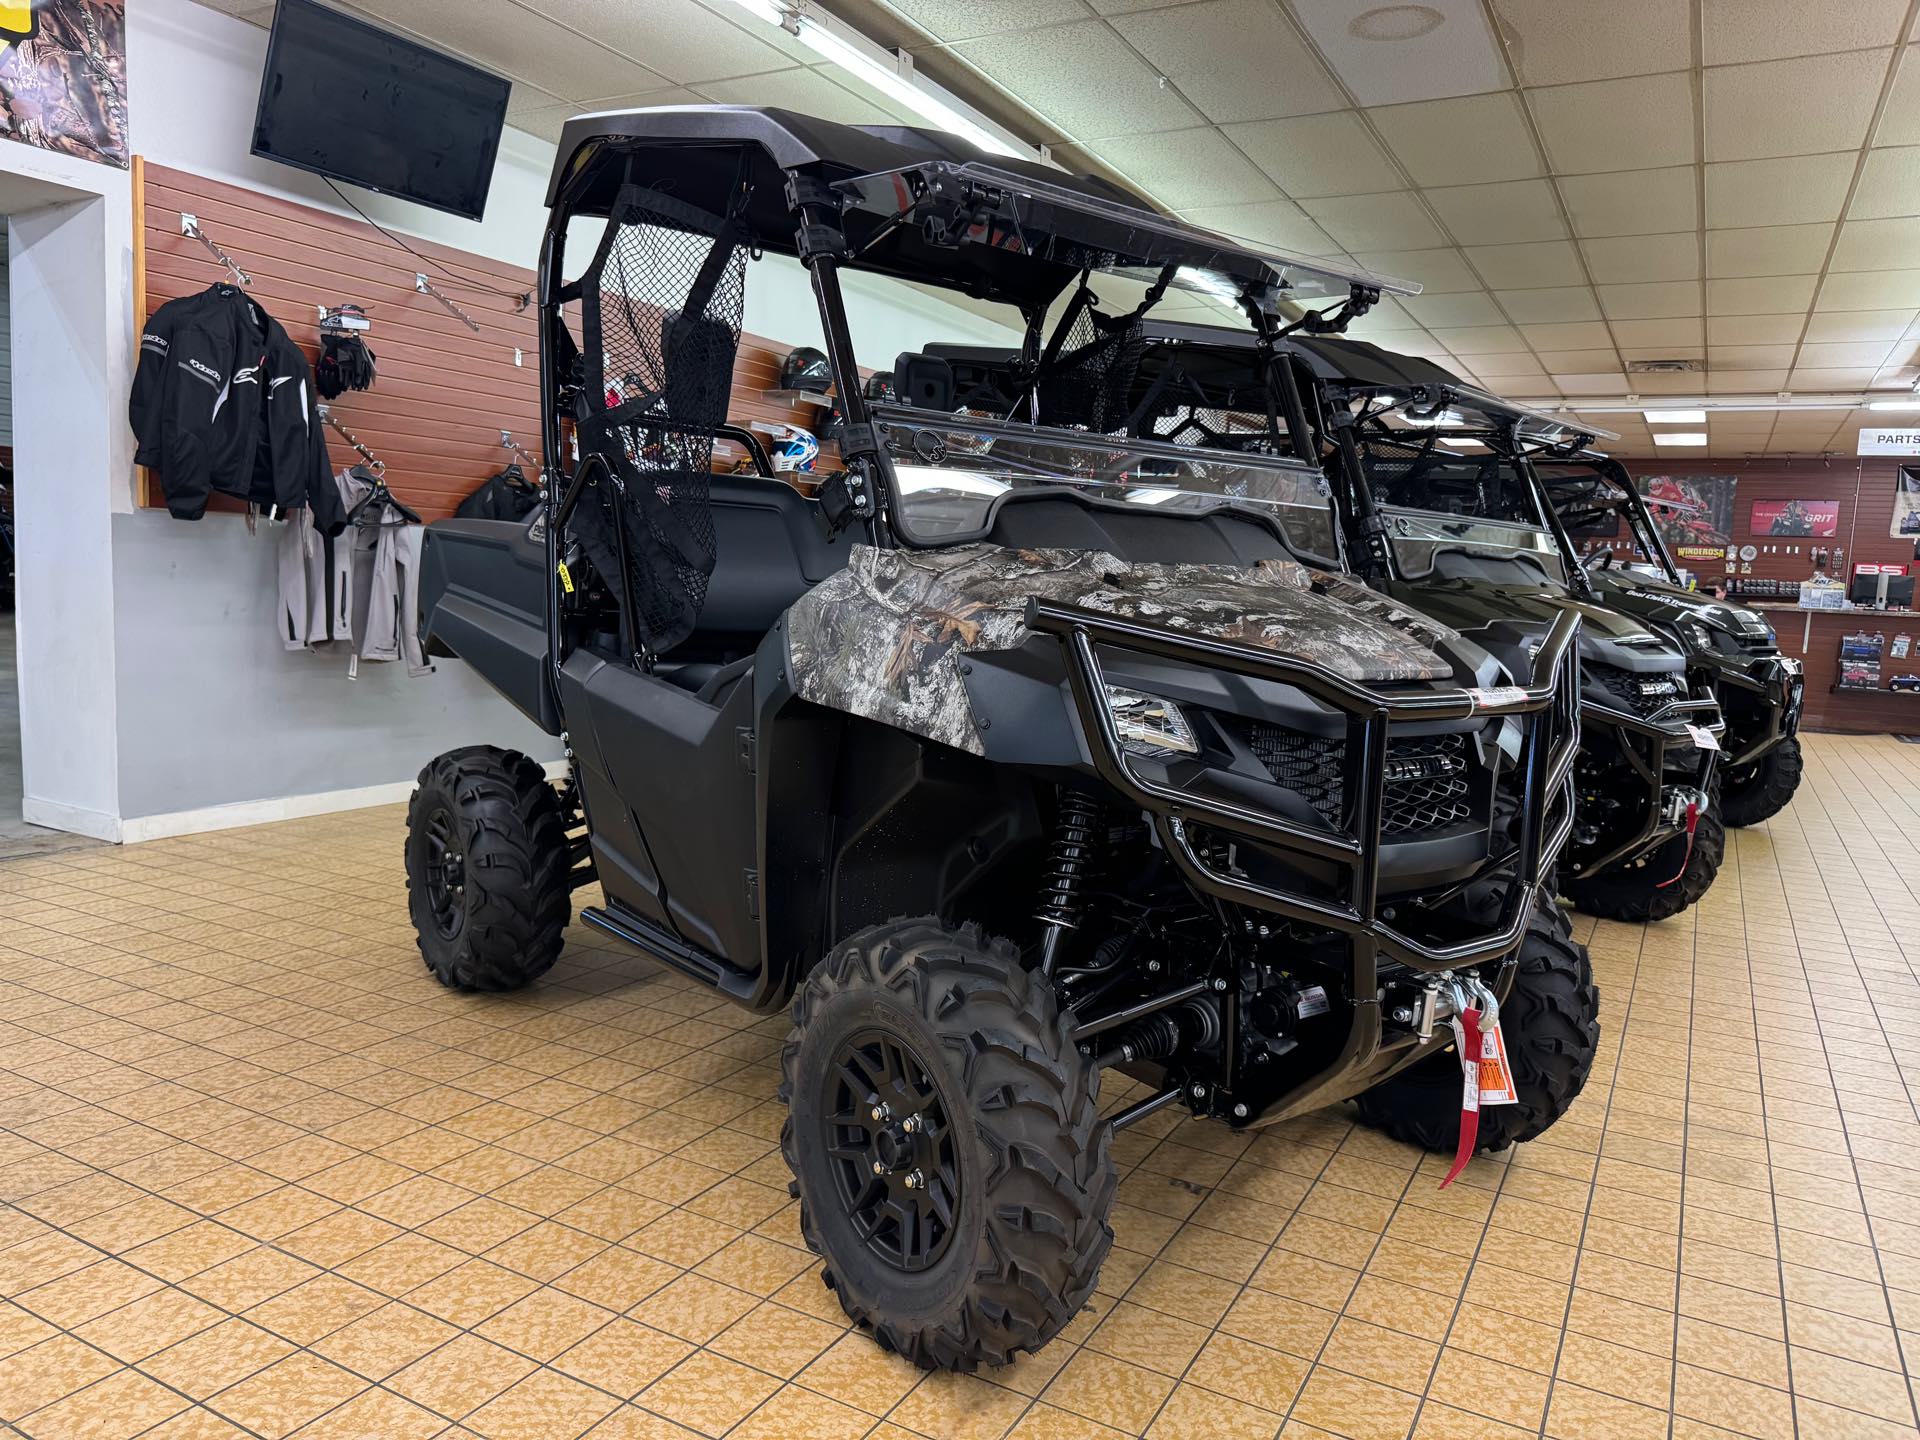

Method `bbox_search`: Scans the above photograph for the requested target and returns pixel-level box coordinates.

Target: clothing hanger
[319,405,422,525]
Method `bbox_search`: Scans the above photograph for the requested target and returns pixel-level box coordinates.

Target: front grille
[1734,632,1775,655]
[1245,728,1474,836]
[1589,663,1685,719]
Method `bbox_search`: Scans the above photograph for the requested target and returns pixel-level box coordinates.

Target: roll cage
[529,107,1581,1021]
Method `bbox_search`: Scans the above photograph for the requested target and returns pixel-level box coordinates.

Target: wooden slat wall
[137,163,844,520]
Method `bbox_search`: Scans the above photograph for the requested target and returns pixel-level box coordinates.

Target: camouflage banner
[0,1,127,169]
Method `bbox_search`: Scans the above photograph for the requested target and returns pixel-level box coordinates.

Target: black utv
[968,322,1726,924]
[404,106,1595,1370]
[1537,458,1804,826]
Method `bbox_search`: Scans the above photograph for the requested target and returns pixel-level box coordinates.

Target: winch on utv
[403,106,1596,1370]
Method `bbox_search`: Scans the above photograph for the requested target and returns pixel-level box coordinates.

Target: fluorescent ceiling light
[1439,437,1486,448]
[1652,432,1708,446]
[1403,410,1465,427]
[790,12,1026,159]
[1867,400,1920,411]
[713,0,788,21]
[1643,409,1705,424]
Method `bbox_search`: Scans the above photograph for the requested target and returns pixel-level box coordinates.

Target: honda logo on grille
[1384,754,1466,784]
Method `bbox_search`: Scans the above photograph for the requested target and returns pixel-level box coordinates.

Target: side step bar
[579,904,759,1003]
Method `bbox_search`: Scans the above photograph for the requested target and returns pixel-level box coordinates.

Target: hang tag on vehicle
[1476,1021,1518,1107]
[557,561,576,595]
[1296,985,1329,1019]
[1467,685,1528,712]
[1685,723,1719,752]
[1439,1008,1483,1190]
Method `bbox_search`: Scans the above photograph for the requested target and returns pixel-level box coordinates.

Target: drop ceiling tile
[1225,112,1404,198]
[1788,366,1879,387]
[876,0,1094,41]
[1581,232,1700,284]
[1290,0,1510,105]
[1703,50,1889,162]
[1597,280,1701,319]
[1814,268,1920,310]
[1087,128,1278,209]
[1538,348,1621,370]
[1703,223,1835,279]
[1875,49,1920,148]
[1110,0,1343,124]
[528,0,800,82]
[1701,0,1907,64]
[1705,154,1855,227]
[1708,344,1798,368]
[1610,317,1705,348]
[1707,313,1804,344]
[1804,310,1915,342]
[1704,368,1790,391]
[700,67,901,125]
[1631,371,1709,394]
[1705,274,1819,314]
[1558,168,1699,238]
[1522,320,1614,348]
[1828,217,1920,270]
[1496,287,1602,322]
[1400,291,1506,327]
[1848,146,1920,220]
[1797,340,1898,368]
[1464,240,1585,289]
[1470,354,1549,378]
[952,20,1201,138]
[508,103,574,144]
[1553,372,1632,394]
[1301,191,1447,250]
[1369,93,1543,186]
[1354,247,1481,292]
[368,0,669,101]
[1423,179,1566,245]
[1178,200,1341,255]
[1431,324,1529,353]
[1526,73,1696,174]
[1491,0,1692,86]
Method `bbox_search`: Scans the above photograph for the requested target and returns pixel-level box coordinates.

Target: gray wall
[111,510,558,820]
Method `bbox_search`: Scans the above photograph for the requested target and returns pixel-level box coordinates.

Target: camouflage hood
[785,545,1458,755]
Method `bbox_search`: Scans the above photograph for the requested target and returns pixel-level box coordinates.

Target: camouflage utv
[404,106,1593,1370]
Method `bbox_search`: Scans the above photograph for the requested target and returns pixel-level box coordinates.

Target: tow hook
[1656,790,1705,889]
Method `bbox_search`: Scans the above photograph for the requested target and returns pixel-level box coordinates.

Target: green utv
[1536,459,1805,827]
[938,322,1728,925]
[403,106,1596,1370]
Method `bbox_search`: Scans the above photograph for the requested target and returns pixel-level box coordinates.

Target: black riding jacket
[130,284,345,534]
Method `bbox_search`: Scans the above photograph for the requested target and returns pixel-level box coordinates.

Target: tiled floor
[1,732,1916,1439]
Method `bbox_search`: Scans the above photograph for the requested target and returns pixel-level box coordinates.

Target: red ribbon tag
[1656,800,1700,889]
[1439,1006,1483,1190]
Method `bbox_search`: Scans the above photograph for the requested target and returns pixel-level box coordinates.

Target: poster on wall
[0,1,127,169]
[1750,498,1840,538]
[1638,474,1737,560]
[1895,466,1920,539]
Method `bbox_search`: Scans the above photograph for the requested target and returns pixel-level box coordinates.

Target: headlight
[1678,618,1719,653]
[1104,686,1198,758]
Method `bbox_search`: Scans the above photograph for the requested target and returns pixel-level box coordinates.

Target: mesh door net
[573,183,747,658]
[1036,305,1145,433]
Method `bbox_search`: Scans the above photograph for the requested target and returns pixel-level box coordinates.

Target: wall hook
[181,213,251,286]
[416,272,481,332]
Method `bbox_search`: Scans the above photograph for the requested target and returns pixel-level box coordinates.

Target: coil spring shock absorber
[1037,786,1101,977]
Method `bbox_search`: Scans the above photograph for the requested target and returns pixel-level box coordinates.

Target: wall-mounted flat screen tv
[251,0,511,221]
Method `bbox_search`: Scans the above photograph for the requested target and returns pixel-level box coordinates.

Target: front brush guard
[1025,600,1582,974]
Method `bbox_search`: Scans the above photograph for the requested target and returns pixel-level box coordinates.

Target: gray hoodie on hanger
[277,468,432,677]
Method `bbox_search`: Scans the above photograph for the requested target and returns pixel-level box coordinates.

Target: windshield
[874,405,1340,563]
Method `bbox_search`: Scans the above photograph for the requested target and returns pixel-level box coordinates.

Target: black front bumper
[1027,598,1582,1126]
[1708,654,1804,770]
[1574,690,1724,877]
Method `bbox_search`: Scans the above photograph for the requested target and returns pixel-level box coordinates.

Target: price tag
[1685,723,1719,752]
[557,561,576,595]
[1476,1021,1517,1107]
[1468,685,1528,711]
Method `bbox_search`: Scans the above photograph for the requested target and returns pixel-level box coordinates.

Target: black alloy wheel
[419,805,466,940]
[822,1031,960,1273]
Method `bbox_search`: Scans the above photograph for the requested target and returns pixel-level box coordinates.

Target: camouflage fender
[785,545,1458,755]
